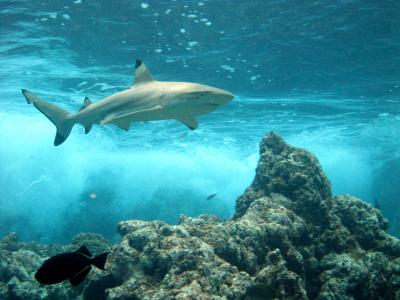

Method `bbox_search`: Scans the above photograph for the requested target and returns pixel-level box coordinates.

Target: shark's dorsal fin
[80,97,92,112]
[133,60,154,86]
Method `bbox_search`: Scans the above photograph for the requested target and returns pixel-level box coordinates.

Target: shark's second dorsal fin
[133,60,154,86]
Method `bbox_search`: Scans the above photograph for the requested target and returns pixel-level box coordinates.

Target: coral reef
[372,157,400,237]
[1,132,399,299]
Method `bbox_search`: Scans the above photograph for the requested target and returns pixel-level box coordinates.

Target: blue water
[1,0,399,242]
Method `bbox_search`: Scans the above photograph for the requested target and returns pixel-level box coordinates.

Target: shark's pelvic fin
[84,124,93,135]
[80,97,92,112]
[133,59,154,86]
[80,97,94,134]
[177,116,198,130]
[114,120,130,131]
[21,89,75,146]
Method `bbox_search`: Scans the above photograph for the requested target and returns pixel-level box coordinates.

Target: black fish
[35,245,110,286]
[206,193,218,200]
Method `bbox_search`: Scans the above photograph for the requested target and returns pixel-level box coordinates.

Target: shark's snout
[218,90,234,104]
[208,88,234,105]
[180,84,234,107]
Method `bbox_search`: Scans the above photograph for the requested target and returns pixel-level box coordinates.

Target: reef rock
[84,132,400,299]
[1,132,400,299]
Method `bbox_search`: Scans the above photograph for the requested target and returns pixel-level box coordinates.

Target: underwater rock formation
[1,132,400,299]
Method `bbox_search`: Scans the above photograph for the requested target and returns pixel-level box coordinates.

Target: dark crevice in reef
[1,132,400,299]
[83,273,122,300]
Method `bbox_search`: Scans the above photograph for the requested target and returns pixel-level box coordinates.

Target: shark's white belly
[110,106,176,123]
[76,79,232,129]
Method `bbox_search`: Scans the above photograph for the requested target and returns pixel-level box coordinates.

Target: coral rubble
[1,132,399,299]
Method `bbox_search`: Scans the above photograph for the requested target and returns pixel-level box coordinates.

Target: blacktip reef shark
[21,60,234,146]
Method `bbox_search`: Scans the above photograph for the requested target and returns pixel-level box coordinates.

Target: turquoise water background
[0,0,399,242]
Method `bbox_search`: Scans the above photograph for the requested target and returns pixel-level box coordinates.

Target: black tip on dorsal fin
[76,245,92,257]
[132,59,154,86]
[135,59,142,69]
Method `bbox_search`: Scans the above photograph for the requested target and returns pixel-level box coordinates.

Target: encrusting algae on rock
[1,132,400,299]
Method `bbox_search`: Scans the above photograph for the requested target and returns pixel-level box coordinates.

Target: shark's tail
[22,89,75,146]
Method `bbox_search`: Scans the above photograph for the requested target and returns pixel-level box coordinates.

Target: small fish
[206,193,218,200]
[35,245,109,286]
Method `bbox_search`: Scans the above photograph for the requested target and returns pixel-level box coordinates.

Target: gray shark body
[22,60,234,146]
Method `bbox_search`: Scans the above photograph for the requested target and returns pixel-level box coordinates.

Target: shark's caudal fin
[21,89,75,146]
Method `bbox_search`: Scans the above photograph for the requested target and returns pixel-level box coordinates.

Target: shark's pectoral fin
[114,120,130,131]
[176,116,198,130]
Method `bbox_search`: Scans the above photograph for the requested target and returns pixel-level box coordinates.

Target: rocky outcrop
[1,132,400,299]
[235,132,332,222]
[84,132,400,299]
